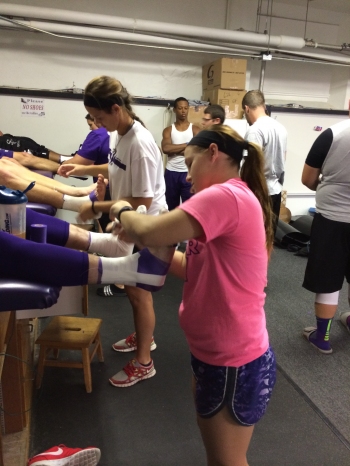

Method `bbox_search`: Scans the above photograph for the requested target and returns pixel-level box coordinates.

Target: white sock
[62,194,90,212]
[60,155,73,163]
[100,248,171,291]
[62,195,102,221]
[88,232,133,257]
[98,204,174,291]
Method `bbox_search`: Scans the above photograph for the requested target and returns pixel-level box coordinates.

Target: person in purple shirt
[60,114,111,234]
[61,114,109,173]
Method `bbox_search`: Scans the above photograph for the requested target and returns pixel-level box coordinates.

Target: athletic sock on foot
[62,194,90,212]
[59,155,73,163]
[308,317,333,350]
[139,360,152,367]
[99,248,171,291]
[88,232,133,257]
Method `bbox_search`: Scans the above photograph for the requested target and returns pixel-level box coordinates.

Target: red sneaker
[109,358,156,387]
[28,444,101,466]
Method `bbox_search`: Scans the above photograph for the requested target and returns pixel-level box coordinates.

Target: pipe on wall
[0,3,306,50]
[0,19,253,54]
[0,4,349,66]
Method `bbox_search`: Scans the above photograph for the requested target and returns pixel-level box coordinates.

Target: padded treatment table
[0,280,61,312]
[26,203,57,216]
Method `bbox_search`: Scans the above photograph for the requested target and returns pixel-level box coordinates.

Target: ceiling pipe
[0,18,262,56]
[0,3,306,50]
[0,5,349,66]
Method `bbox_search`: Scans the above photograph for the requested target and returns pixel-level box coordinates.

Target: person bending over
[109,125,276,466]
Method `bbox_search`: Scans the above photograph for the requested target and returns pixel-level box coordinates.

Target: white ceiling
[275,0,350,15]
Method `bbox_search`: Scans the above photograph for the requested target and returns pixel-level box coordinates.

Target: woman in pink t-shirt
[110,125,276,466]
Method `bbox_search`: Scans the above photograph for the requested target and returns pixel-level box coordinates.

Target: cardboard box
[187,105,207,127]
[202,89,246,119]
[202,58,247,91]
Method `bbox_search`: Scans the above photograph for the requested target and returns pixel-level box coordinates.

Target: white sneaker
[340,312,350,333]
[112,332,157,352]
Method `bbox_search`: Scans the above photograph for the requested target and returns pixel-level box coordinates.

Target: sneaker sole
[303,328,333,354]
[109,368,156,388]
[29,448,101,466]
[111,341,157,353]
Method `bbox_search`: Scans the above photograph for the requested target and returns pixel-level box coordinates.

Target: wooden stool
[35,316,104,393]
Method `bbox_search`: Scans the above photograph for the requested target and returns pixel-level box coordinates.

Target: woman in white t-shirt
[76,75,166,387]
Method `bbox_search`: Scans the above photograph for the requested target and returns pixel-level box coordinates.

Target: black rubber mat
[29,275,350,465]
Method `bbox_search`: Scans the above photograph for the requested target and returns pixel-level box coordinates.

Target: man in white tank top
[161,97,200,210]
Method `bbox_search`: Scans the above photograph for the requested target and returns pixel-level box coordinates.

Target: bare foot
[77,182,97,197]
[95,174,106,201]
[78,175,106,200]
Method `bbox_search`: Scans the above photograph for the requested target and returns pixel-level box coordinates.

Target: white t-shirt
[108,121,166,215]
[245,116,287,196]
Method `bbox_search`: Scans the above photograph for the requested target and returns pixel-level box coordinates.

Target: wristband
[117,206,134,223]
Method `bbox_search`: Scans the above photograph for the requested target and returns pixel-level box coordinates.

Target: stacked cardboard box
[202,58,247,119]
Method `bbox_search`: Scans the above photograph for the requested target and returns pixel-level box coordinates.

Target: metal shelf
[0,87,174,107]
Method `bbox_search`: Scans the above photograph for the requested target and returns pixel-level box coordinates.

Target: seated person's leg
[26,208,70,246]
[26,207,132,257]
[1,231,174,291]
[13,151,59,173]
[0,157,83,196]
[0,159,105,212]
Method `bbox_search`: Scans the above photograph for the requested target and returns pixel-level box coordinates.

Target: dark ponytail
[241,142,274,254]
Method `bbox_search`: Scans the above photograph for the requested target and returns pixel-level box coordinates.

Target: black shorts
[191,347,276,426]
[303,213,350,293]
[0,134,49,157]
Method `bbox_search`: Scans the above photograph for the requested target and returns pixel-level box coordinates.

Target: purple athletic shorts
[191,346,276,426]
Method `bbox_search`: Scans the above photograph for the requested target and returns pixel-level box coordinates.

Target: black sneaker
[96,284,127,297]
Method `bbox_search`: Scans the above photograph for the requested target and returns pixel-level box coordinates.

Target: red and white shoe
[109,358,156,387]
[27,444,101,466]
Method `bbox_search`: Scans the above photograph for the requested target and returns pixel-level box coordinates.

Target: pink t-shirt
[178,178,269,367]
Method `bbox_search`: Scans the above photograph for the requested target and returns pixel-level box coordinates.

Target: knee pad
[315,291,340,305]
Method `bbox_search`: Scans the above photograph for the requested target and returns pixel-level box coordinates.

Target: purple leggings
[0,209,89,286]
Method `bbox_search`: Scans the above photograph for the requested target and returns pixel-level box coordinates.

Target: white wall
[1,0,350,213]
[0,95,172,153]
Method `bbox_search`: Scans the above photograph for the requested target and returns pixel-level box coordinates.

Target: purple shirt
[77,127,109,166]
